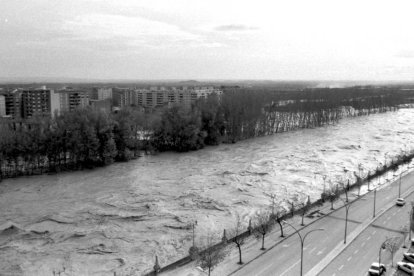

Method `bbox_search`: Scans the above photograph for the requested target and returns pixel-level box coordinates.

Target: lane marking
[354,249,359,254]
[309,247,317,254]
[361,242,366,247]
[373,230,377,234]
[279,259,300,276]
[338,265,344,271]
[316,247,326,256]
[367,236,371,241]
[347,256,352,262]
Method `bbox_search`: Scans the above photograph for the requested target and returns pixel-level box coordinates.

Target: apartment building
[2,89,22,118]
[57,88,89,112]
[0,95,5,116]
[91,87,113,100]
[21,87,60,118]
[112,88,136,108]
[134,86,222,109]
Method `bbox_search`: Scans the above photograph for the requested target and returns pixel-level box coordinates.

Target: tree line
[1,87,413,180]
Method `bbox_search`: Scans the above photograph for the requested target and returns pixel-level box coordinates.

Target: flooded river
[1,108,414,275]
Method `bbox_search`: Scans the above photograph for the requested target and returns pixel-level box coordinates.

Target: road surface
[231,171,414,276]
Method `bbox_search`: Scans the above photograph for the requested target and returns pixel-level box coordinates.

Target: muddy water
[1,108,414,275]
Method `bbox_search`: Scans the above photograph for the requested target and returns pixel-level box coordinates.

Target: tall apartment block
[134,86,222,109]
[91,87,113,100]
[56,88,89,112]
[21,88,60,118]
[3,89,22,118]
[0,95,6,117]
[112,88,136,108]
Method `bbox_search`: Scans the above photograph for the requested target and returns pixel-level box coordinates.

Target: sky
[1,0,414,81]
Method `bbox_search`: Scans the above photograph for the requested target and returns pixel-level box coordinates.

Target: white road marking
[354,249,359,254]
[309,247,316,254]
[279,259,300,276]
[347,256,352,262]
[338,265,344,271]
[282,244,289,248]
[362,242,366,247]
[367,236,371,241]
[386,196,391,199]
[316,247,326,256]
[373,230,377,234]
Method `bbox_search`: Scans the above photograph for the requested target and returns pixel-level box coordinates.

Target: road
[231,170,414,276]
[319,190,413,276]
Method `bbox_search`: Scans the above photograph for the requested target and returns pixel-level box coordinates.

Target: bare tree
[252,211,274,250]
[229,213,247,265]
[195,233,228,276]
[401,225,409,248]
[300,196,311,226]
[288,200,295,218]
[322,184,340,210]
[268,193,286,237]
[384,236,401,267]
[338,180,349,203]
[271,207,286,238]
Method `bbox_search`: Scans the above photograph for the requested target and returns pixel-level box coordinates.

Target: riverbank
[0,105,405,182]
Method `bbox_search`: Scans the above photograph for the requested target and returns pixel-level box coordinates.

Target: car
[396,198,406,206]
[404,252,414,263]
[368,262,386,275]
[398,261,414,274]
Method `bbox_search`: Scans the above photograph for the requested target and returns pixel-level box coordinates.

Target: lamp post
[373,189,377,218]
[339,198,352,244]
[398,173,402,198]
[283,220,324,276]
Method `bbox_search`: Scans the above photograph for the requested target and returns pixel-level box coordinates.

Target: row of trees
[1,87,413,180]
[163,151,414,275]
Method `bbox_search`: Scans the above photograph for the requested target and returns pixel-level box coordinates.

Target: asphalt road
[319,189,413,276]
[231,170,414,276]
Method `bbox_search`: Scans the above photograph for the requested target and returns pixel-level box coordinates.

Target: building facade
[3,89,22,118]
[0,95,6,116]
[21,88,60,118]
[133,86,222,109]
[112,88,136,108]
[91,87,113,100]
[57,89,89,112]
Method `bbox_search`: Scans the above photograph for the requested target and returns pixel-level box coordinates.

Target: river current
[1,108,414,275]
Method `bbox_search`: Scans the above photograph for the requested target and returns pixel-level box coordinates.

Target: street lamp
[339,198,352,244]
[283,220,324,276]
[398,172,402,198]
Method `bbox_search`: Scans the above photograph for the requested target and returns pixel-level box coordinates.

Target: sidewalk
[161,166,414,276]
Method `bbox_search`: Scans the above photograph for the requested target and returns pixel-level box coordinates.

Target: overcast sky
[1,0,414,81]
